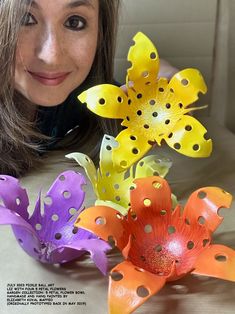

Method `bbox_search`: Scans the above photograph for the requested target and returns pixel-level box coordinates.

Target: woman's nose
[36,29,63,65]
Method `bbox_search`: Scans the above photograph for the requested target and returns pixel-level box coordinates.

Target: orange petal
[109,260,166,314]
[192,244,235,281]
[129,176,172,219]
[182,187,232,233]
[75,206,128,250]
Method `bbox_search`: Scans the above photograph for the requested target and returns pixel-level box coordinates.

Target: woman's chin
[27,94,68,107]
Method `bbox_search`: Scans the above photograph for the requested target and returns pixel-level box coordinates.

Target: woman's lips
[28,71,71,86]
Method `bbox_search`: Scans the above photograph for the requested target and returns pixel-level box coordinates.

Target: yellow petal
[127,32,159,92]
[113,128,152,171]
[65,152,98,195]
[96,135,134,209]
[135,155,172,178]
[78,84,128,119]
[97,137,173,212]
[164,115,212,157]
[168,68,207,106]
[109,261,166,314]
[96,167,134,212]
[99,135,119,174]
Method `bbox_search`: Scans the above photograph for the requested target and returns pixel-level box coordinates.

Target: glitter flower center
[127,214,210,277]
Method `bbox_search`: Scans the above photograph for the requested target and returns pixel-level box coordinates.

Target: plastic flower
[66,134,172,215]
[75,176,234,314]
[0,171,110,274]
[78,32,212,172]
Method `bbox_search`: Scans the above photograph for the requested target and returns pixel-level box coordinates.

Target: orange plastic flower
[76,176,234,314]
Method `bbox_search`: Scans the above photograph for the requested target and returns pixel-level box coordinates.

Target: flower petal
[29,170,87,246]
[192,244,235,281]
[0,206,34,234]
[164,115,212,157]
[109,260,166,314]
[135,155,172,178]
[99,135,119,174]
[182,187,232,233]
[113,128,151,171]
[95,200,128,216]
[66,152,98,195]
[0,206,42,260]
[127,32,160,92]
[129,176,172,218]
[78,84,128,119]
[0,175,29,220]
[75,205,129,251]
[96,135,136,210]
[168,68,207,106]
[50,239,111,274]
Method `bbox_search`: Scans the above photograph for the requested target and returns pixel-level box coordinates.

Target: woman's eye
[21,12,37,26]
[64,15,86,31]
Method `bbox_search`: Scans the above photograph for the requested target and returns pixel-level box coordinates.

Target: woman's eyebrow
[66,0,94,9]
[26,0,94,10]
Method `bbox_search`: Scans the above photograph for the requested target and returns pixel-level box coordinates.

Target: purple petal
[28,170,86,245]
[0,171,110,269]
[0,206,33,233]
[50,239,111,274]
[0,175,29,220]
[0,206,41,260]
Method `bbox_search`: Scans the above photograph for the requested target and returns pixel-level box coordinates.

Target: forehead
[26,0,98,10]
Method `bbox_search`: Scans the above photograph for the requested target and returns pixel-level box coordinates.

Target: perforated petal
[113,128,151,172]
[75,205,129,251]
[182,187,232,233]
[165,115,212,157]
[0,206,35,234]
[135,155,172,178]
[129,176,172,218]
[126,32,159,92]
[99,135,119,174]
[96,135,136,210]
[0,175,29,220]
[109,261,167,314]
[168,68,207,106]
[28,170,86,246]
[192,244,235,281]
[66,152,98,195]
[78,84,128,119]
[0,206,46,260]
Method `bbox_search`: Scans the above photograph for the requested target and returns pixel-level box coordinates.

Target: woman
[0,0,120,176]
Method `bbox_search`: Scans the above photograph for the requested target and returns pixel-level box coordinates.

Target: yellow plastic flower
[78,32,212,172]
[66,135,172,215]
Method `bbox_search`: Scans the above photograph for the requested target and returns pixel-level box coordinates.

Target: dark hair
[0,0,120,176]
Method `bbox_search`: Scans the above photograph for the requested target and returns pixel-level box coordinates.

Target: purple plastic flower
[0,170,110,274]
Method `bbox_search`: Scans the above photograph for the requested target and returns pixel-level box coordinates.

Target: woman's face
[15,0,99,106]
